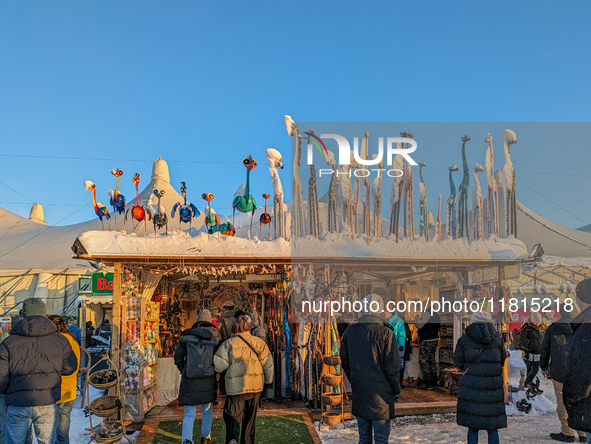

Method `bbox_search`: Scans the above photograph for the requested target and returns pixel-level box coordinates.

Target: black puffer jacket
[564,306,591,433]
[540,311,578,383]
[417,312,441,342]
[454,323,507,432]
[174,321,221,406]
[0,316,78,407]
[340,315,401,421]
[519,323,543,355]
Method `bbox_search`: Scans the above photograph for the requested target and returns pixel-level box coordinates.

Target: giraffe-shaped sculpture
[418,161,429,240]
[266,148,285,239]
[389,146,405,242]
[371,153,385,237]
[436,194,442,243]
[284,115,304,238]
[304,130,320,237]
[485,133,499,238]
[472,163,485,240]
[336,154,355,234]
[502,129,518,237]
[401,131,415,239]
[446,165,459,239]
[457,135,472,241]
[323,150,338,233]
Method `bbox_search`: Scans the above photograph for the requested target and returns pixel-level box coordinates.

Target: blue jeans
[467,429,499,444]
[357,417,391,444]
[6,404,57,444]
[0,396,7,444]
[56,400,75,444]
[182,403,213,442]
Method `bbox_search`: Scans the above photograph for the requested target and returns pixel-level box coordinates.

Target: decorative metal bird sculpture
[84,181,111,230]
[152,189,168,234]
[232,155,258,236]
[202,191,235,236]
[260,193,272,240]
[172,182,201,232]
[125,173,152,233]
[108,168,126,230]
[457,135,472,241]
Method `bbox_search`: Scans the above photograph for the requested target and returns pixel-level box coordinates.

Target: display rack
[320,353,345,427]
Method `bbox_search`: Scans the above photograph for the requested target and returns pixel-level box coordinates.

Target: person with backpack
[174,309,221,444]
[454,311,507,444]
[214,315,273,444]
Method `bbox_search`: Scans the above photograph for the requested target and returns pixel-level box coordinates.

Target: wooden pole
[499,266,510,404]
[112,262,122,354]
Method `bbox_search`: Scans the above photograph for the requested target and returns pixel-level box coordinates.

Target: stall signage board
[91,272,114,294]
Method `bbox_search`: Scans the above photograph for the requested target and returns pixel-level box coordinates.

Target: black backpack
[181,334,219,378]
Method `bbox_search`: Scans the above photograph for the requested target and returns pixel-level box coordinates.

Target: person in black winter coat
[519,311,544,387]
[174,309,221,444]
[0,298,78,444]
[340,294,400,444]
[564,279,591,441]
[416,308,441,389]
[454,311,506,444]
[540,307,586,442]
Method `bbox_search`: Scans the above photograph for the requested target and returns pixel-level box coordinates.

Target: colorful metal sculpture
[84,181,111,230]
[472,163,485,240]
[107,168,126,230]
[202,191,235,236]
[172,182,201,232]
[457,135,472,241]
[232,155,258,235]
[152,189,168,234]
[502,129,518,237]
[418,161,429,240]
[125,173,152,233]
[485,133,499,238]
[260,193,272,240]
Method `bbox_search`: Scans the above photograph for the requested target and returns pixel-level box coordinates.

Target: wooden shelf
[145,318,159,322]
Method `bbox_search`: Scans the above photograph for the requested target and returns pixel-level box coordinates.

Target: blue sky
[1,1,591,229]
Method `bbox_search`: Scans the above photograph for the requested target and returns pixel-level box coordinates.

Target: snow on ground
[317,351,560,444]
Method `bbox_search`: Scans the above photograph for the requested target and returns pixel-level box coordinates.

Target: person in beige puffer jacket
[214,315,273,444]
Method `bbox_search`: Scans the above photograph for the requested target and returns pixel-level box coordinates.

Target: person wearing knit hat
[564,279,591,440]
[20,298,47,318]
[470,311,492,324]
[519,310,544,388]
[455,307,507,440]
[340,294,400,443]
[175,307,221,444]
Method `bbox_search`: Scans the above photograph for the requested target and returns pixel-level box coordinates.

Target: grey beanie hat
[471,311,492,324]
[576,278,591,304]
[361,294,384,314]
[22,298,47,318]
[196,309,212,324]
[529,311,543,324]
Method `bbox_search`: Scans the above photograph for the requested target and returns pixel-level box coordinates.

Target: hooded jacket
[340,314,401,421]
[214,331,273,396]
[454,322,507,432]
[218,308,236,342]
[0,316,78,407]
[174,321,221,406]
[564,305,591,433]
[519,323,543,356]
[540,310,577,383]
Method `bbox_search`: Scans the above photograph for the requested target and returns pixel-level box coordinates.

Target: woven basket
[322,373,342,386]
[94,421,124,443]
[323,355,341,366]
[89,369,120,390]
[322,392,343,406]
[322,412,342,426]
[90,396,120,418]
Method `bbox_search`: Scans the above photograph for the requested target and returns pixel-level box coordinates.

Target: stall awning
[76,294,113,306]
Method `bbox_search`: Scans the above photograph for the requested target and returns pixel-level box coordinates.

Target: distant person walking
[49,315,81,444]
[454,311,507,444]
[214,315,273,444]
[519,311,544,387]
[564,279,591,443]
[0,328,10,444]
[67,318,82,346]
[0,298,78,444]
[174,309,221,444]
[341,294,401,444]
